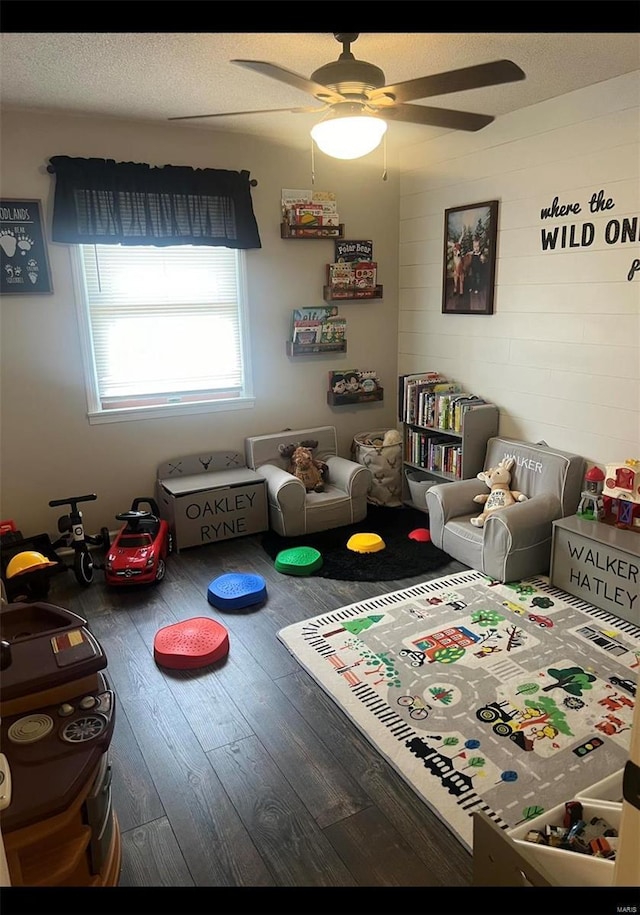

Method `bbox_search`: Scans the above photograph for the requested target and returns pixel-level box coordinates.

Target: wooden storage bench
[156,452,268,552]
[549,515,639,625]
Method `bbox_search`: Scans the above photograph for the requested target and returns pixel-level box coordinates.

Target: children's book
[293,325,321,344]
[334,240,374,263]
[353,262,377,288]
[292,306,339,324]
[320,317,347,343]
[327,263,355,289]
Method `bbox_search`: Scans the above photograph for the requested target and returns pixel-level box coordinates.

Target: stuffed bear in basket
[278,440,328,493]
[470,456,528,527]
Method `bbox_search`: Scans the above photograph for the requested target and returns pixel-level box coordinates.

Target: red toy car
[104,498,172,586]
[527,613,554,628]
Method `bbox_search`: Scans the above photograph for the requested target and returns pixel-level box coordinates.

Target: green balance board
[274,546,323,576]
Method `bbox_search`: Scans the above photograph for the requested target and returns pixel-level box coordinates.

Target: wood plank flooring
[42,531,473,889]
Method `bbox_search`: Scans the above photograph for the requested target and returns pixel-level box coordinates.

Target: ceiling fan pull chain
[382,132,387,182]
[311,138,316,185]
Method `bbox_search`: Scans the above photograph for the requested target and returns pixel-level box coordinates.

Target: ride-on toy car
[104,498,172,586]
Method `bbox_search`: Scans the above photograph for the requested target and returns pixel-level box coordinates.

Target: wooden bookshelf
[323,285,383,302]
[327,387,384,406]
[281,223,344,240]
[286,341,347,356]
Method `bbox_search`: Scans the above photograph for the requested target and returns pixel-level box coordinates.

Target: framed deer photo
[442,200,498,315]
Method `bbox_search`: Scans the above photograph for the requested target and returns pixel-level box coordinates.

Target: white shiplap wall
[398,72,640,466]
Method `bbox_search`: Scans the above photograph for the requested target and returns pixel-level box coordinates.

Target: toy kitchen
[0,599,121,886]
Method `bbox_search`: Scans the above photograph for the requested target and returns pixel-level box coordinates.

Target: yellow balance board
[346,533,386,553]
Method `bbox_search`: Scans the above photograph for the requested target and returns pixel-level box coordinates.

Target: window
[73,244,254,424]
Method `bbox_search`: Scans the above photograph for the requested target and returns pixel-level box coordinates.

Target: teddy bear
[278,440,328,493]
[469,456,528,527]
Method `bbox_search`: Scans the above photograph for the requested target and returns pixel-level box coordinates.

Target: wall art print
[442,200,498,315]
[0,198,53,295]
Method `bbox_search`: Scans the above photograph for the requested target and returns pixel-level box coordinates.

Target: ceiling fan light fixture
[311,110,387,160]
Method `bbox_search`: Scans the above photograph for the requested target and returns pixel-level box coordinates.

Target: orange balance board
[153,617,229,669]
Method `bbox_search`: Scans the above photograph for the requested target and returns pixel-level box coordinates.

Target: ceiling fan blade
[231,59,345,103]
[384,104,494,132]
[169,105,326,122]
[370,60,526,104]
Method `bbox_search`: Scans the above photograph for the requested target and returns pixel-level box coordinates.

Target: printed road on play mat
[278,569,638,852]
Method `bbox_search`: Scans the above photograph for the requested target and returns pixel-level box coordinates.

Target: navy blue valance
[49,156,261,249]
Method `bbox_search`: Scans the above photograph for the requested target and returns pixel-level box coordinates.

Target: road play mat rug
[278,570,638,852]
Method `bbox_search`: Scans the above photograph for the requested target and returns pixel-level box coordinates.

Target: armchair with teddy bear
[245,426,371,537]
[426,436,584,582]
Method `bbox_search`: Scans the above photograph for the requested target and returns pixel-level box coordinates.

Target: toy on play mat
[153,617,229,669]
[346,532,385,553]
[207,572,267,610]
[274,546,323,576]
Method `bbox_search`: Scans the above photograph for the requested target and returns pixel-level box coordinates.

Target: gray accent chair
[426,437,585,582]
[245,426,371,537]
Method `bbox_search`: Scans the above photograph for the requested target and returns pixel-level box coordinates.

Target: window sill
[87,397,256,425]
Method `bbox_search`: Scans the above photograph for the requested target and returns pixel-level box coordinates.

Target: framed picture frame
[0,198,53,295]
[442,200,498,315]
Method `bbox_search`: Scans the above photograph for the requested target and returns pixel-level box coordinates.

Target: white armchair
[245,426,371,537]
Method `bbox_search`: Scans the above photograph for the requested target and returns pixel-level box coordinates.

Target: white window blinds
[78,244,249,411]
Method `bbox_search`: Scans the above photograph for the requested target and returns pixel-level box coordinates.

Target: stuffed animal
[382,429,402,447]
[278,439,328,493]
[470,457,528,527]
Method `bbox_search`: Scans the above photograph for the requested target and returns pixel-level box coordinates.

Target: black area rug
[260,505,452,581]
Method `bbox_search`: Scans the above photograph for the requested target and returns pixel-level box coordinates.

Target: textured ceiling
[1,32,638,152]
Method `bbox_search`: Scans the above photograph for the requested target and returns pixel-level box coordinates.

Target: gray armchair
[426,437,585,582]
[245,426,371,537]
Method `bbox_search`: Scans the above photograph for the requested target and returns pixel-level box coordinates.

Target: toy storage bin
[508,799,621,886]
[405,469,436,510]
[576,769,625,804]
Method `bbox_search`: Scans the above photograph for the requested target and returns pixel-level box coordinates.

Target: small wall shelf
[286,341,347,356]
[281,223,344,240]
[323,285,383,302]
[327,388,384,406]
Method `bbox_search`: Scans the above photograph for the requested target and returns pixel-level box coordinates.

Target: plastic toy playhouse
[601,459,640,532]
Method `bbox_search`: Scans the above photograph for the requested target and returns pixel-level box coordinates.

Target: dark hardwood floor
[45,531,473,890]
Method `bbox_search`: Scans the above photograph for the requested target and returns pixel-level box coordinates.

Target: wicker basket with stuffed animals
[352,430,403,507]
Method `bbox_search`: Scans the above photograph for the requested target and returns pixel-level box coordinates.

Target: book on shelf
[334,239,373,263]
[353,262,377,289]
[326,262,355,290]
[398,372,445,422]
[292,306,339,332]
[320,316,347,343]
[281,188,313,218]
[402,373,450,425]
[329,369,380,395]
[292,325,321,345]
[291,204,325,226]
[450,395,487,432]
[281,189,338,225]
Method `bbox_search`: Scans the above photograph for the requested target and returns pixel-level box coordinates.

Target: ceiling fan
[169,33,526,158]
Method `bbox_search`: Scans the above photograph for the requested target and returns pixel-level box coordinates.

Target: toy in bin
[105,498,172,586]
[524,800,619,859]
